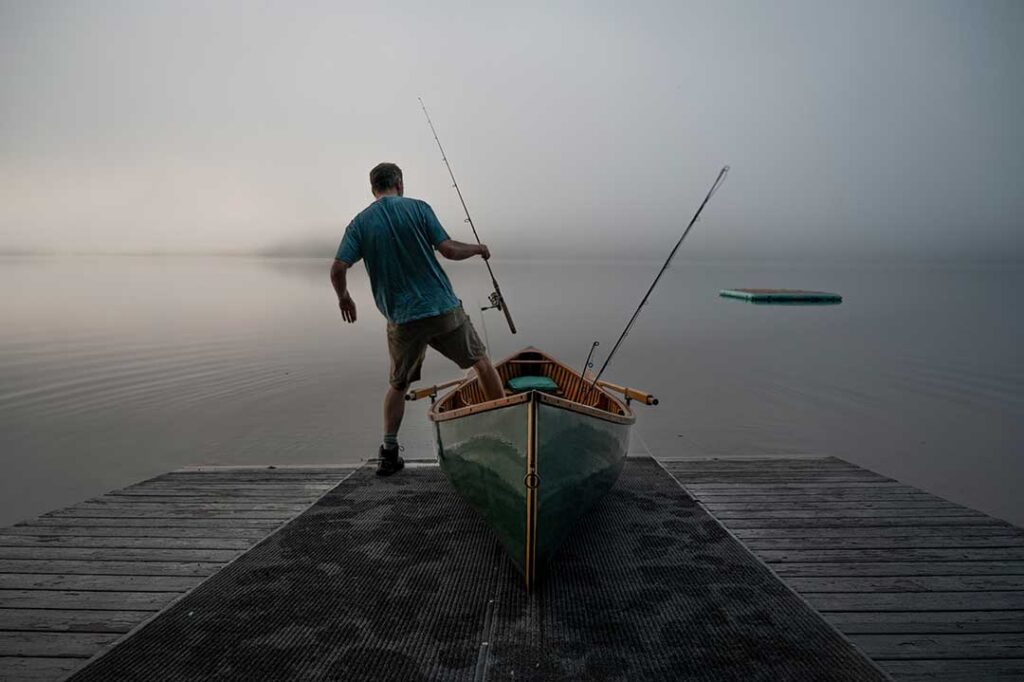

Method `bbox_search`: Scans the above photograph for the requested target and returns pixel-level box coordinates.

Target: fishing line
[419,97,517,334]
[591,166,730,388]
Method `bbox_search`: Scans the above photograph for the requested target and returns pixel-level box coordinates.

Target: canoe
[411,347,655,590]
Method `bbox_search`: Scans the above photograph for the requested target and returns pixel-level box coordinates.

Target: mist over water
[2,1,1023,262]
[1,255,1021,527]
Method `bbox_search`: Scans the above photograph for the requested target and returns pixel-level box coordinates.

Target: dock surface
[665,457,1024,681]
[0,466,356,680]
[63,458,884,681]
[2,456,1020,680]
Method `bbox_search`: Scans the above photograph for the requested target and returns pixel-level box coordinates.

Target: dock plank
[0,574,199,592]
[0,657,87,680]
[2,527,271,541]
[715,509,986,519]
[0,589,176,610]
[759,548,1024,563]
[22,517,282,528]
[722,516,1008,528]
[0,632,117,657]
[880,659,1024,680]
[807,592,1024,611]
[823,611,1024,634]
[0,547,242,562]
[788,575,1024,592]
[850,633,1024,659]
[0,608,152,633]
[734,526,1024,539]
[0,535,256,550]
[744,536,1024,550]
[772,561,1024,577]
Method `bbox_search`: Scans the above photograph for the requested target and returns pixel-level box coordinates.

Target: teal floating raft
[720,288,842,304]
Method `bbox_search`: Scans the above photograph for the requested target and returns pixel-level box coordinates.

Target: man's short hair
[370,162,403,193]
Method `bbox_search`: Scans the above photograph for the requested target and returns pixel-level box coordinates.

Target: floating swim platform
[720,288,842,303]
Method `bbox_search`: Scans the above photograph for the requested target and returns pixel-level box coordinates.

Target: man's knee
[472,356,493,372]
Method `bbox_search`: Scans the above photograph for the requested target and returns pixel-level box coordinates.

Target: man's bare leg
[384,385,406,437]
[473,357,505,401]
[377,384,407,476]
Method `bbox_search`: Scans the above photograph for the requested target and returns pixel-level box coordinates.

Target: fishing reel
[481,291,504,313]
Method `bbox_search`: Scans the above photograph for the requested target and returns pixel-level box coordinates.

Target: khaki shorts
[387,305,487,389]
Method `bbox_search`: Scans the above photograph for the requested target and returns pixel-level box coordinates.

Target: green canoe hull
[436,391,632,589]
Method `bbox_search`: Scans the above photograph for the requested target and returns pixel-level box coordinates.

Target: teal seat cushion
[506,375,559,393]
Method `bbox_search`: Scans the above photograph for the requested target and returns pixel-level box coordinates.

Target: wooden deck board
[0,590,177,611]
[0,657,88,680]
[0,609,153,633]
[0,464,354,681]
[666,457,1024,680]
[823,610,1024,634]
[879,659,1024,682]
[0,574,200,592]
[0,535,257,550]
[0,632,118,657]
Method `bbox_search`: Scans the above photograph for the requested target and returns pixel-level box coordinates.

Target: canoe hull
[437,391,631,588]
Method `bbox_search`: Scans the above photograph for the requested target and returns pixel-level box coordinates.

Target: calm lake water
[1,255,1022,527]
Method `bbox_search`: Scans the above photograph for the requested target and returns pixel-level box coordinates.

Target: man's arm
[330,259,357,323]
[437,239,491,261]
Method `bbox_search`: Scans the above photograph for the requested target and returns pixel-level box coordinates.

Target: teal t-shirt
[336,196,460,325]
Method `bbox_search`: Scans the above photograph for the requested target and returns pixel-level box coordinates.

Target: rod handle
[595,380,659,406]
[405,378,465,401]
[499,294,517,334]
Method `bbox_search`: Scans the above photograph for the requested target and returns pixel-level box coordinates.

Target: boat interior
[434,348,630,416]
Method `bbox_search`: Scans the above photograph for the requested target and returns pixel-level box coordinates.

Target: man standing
[331,162,505,476]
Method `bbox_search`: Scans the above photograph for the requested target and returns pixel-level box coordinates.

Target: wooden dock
[664,457,1024,681]
[0,456,1021,680]
[0,466,356,680]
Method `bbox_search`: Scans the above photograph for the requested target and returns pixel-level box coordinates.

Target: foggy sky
[1,0,1022,261]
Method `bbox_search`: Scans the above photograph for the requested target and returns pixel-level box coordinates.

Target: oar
[595,380,659,406]
[405,378,465,402]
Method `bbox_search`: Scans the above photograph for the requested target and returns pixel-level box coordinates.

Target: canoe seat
[506,375,559,394]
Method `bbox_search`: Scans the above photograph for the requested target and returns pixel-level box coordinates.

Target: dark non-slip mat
[70,459,886,681]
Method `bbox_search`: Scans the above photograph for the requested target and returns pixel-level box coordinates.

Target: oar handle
[595,380,659,406]
[405,378,465,401]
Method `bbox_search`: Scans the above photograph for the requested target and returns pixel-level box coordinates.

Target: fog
[1,0,1022,261]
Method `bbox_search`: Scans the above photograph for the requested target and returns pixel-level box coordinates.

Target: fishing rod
[591,166,730,388]
[572,341,599,402]
[418,97,517,335]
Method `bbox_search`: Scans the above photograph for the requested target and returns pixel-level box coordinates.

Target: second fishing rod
[419,98,517,335]
[589,165,730,389]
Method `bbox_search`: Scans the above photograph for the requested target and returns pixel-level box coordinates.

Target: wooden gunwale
[428,348,635,425]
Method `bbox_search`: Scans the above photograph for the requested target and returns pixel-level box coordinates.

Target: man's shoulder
[352,201,381,224]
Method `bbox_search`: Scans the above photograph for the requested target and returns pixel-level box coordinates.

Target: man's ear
[397,179,404,196]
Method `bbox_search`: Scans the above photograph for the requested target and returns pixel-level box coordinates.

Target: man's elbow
[330,259,348,279]
[436,240,454,260]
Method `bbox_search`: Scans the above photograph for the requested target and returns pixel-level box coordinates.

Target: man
[331,162,505,476]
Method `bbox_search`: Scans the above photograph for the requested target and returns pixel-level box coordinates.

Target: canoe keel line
[410,348,644,589]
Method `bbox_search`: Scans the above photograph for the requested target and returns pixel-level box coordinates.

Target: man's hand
[339,293,357,323]
[478,244,490,260]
